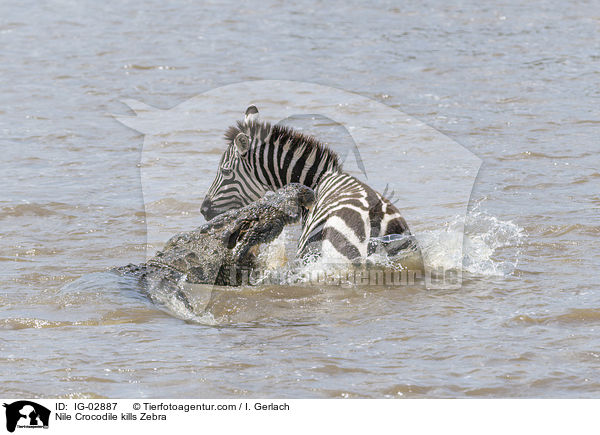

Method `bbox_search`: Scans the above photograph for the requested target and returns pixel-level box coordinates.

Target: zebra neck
[281,166,341,193]
[263,134,340,191]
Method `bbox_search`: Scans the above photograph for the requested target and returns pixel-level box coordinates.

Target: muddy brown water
[1,0,598,398]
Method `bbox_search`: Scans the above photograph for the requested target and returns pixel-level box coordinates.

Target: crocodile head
[139,183,315,286]
[219,183,315,264]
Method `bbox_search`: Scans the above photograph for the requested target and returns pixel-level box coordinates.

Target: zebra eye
[220,165,233,176]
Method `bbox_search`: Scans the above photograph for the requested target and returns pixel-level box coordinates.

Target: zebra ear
[244,105,259,124]
[234,132,250,155]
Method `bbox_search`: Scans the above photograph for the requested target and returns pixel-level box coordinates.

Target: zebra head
[201,107,269,220]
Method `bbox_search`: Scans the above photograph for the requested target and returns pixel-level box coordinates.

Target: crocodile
[116,184,315,289]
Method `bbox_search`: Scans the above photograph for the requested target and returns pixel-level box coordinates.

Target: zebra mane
[224,120,342,171]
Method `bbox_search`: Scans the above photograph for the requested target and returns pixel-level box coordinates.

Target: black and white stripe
[201,108,414,261]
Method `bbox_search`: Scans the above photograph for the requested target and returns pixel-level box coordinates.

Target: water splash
[249,204,525,288]
[419,206,525,277]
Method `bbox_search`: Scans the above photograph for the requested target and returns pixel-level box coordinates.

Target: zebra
[201,106,419,262]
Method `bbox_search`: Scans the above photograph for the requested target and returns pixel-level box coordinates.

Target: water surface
[1,0,599,398]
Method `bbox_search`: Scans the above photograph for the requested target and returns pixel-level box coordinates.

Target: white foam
[419,205,525,277]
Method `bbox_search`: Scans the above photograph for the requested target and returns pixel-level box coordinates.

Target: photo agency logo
[3,401,50,432]
[115,80,481,314]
